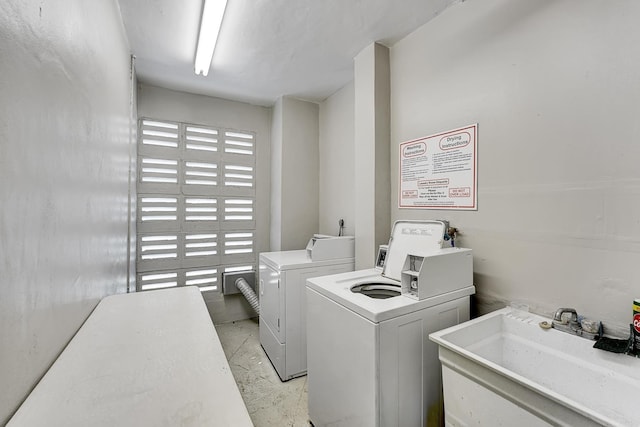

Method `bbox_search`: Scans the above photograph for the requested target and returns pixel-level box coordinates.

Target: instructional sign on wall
[399,124,477,210]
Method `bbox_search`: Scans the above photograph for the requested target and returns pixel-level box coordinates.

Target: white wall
[354,43,391,269]
[0,0,134,423]
[319,82,355,236]
[390,0,640,332]
[137,84,272,323]
[271,97,320,251]
[271,99,284,250]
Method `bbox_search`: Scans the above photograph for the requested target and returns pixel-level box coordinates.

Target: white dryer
[259,244,354,381]
[306,221,475,427]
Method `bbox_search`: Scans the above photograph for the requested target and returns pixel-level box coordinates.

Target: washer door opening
[350,283,401,299]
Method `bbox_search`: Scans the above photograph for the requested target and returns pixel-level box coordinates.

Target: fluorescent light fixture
[194,0,228,76]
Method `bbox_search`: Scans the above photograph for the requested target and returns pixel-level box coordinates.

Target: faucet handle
[553,308,578,323]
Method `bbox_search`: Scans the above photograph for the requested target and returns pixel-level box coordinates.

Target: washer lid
[382,220,446,281]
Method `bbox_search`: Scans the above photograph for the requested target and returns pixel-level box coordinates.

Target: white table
[8,287,253,427]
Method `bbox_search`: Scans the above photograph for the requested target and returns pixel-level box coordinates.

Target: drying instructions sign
[399,124,477,210]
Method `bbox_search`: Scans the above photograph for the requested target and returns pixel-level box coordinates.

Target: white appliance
[306,234,355,261]
[259,237,354,381]
[306,220,475,427]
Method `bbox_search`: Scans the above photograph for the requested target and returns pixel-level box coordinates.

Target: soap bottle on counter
[633,299,640,354]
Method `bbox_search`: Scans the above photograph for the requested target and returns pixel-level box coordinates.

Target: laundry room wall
[389,0,640,332]
[0,0,134,423]
[271,96,320,251]
[319,82,356,237]
[137,84,272,324]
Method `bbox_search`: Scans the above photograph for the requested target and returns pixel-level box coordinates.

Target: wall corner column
[270,96,320,251]
[354,43,391,269]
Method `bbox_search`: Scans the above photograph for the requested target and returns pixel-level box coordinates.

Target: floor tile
[216,319,309,427]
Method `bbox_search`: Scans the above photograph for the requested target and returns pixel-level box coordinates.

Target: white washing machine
[259,239,354,381]
[306,221,475,427]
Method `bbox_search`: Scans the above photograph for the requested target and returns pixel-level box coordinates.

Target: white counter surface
[8,287,253,427]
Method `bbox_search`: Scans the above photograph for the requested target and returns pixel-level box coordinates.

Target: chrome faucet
[552,307,599,339]
[552,308,580,333]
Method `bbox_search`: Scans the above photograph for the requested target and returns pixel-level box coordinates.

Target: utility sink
[429,307,640,427]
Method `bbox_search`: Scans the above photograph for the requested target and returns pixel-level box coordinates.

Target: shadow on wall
[470,272,508,318]
[440,0,555,63]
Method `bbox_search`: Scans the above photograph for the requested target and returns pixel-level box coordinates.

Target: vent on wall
[139,267,218,292]
[136,118,257,293]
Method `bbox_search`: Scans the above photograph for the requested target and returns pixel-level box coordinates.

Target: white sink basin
[430,307,640,427]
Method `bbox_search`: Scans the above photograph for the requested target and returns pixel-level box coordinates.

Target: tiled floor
[216,318,309,427]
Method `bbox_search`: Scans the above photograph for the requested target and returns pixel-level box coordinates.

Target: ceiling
[117,0,457,106]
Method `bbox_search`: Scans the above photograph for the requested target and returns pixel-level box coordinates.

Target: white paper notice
[399,124,477,210]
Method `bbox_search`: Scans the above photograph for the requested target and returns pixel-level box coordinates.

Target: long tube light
[194,0,229,76]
